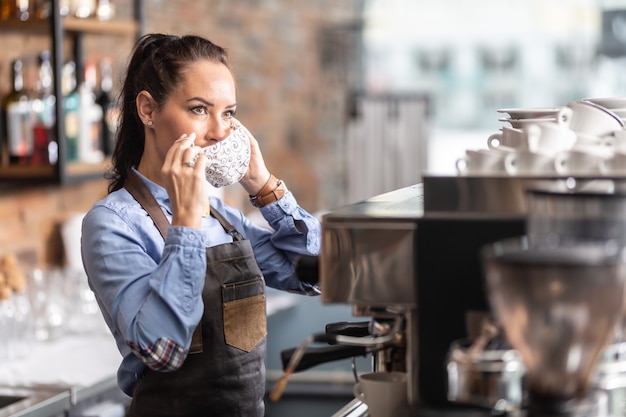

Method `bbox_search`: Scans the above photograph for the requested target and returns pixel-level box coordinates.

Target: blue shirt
[81,170,321,396]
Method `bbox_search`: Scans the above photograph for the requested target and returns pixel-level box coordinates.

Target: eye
[224,109,236,119]
[190,106,208,116]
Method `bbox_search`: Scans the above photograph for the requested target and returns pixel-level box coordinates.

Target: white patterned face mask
[201,126,251,188]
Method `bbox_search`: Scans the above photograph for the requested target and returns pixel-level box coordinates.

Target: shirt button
[188,234,196,241]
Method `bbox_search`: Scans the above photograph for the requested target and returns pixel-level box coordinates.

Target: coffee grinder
[482,236,626,417]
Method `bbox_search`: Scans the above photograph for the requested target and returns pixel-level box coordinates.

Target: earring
[147,120,153,127]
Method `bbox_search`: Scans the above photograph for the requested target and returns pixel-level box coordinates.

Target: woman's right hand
[161,132,208,230]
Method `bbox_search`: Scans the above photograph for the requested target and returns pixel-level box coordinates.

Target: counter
[0,386,70,417]
[0,292,298,416]
[0,331,124,417]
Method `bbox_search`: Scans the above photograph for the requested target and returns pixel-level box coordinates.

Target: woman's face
[151,59,237,161]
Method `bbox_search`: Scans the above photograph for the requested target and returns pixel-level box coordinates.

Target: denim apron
[125,171,267,417]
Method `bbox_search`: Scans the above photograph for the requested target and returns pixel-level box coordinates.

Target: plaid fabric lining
[129,337,187,372]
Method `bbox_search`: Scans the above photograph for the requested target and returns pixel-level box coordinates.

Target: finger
[181,146,203,169]
[192,151,207,171]
[175,132,196,145]
[164,133,197,169]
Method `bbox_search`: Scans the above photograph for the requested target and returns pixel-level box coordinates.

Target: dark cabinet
[0,0,144,185]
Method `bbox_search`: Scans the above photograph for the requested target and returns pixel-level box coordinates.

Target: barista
[81,33,321,416]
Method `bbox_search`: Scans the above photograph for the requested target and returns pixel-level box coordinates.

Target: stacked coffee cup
[456,99,626,176]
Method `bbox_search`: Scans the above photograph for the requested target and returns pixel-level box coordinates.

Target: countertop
[0,292,298,416]
[0,327,123,417]
[0,332,121,391]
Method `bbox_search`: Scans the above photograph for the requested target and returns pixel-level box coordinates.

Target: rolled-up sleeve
[81,203,206,369]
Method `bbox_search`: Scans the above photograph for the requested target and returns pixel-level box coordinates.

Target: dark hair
[106,33,232,192]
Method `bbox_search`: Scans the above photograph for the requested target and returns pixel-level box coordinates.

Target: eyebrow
[188,97,237,109]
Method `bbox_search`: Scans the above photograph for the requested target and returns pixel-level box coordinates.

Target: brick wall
[0,1,364,266]
[0,179,108,265]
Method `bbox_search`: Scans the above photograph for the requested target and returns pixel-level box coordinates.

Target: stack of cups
[581,98,626,176]
[553,101,621,176]
[500,120,575,176]
[466,100,626,177]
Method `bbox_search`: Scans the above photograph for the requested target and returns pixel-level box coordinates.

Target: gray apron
[125,171,267,417]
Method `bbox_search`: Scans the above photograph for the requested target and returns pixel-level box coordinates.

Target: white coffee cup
[201,126,251,188]
[353,372,407,417]
[574,133,615,154]
[558,101,624,137]
[584,96,626,125]
[456,148,513,175]
[504,150,556,176]
[487,126,525,150]
[524,122,576,156]
[601,151,626,175]
[609,129,626,154]
[554,146,613,176]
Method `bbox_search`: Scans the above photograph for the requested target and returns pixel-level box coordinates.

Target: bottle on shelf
[28,0,70,19]
[14,0,33,21]
[96,0,114,20]
[78,61,104,163]
[0,0,10,20]
[96,58,118,157]
[1,59,34,166]
[62,61,80,162]
[31,50,57,165]
[33,0,49,19]
[0,0,30,21]
[70,0,95,18]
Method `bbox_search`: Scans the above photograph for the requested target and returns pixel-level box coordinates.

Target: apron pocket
[222,278,267,352]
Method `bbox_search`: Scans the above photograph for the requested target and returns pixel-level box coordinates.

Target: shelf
[0,18,48,33]
[0,159,109,182]
[62,17,138,35]
[0,164,56,180]
[0,17,138,36]
[0,0,143,187]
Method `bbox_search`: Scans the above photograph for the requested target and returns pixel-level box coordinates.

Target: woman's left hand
[234,118,272,196]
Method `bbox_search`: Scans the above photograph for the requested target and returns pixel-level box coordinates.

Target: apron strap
[209,207,245,242]
[124,169,203,354]
[125,170,170,239]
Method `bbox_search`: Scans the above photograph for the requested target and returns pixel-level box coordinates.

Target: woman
[81,33,321,417]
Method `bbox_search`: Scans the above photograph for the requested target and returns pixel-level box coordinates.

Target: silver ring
[184,161,195,168]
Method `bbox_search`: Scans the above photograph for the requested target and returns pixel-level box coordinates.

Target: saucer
[499,117,558,129]
[497,107,561,120]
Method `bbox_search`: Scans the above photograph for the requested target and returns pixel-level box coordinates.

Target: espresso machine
[280,174,626,417]
[317,176,533,415]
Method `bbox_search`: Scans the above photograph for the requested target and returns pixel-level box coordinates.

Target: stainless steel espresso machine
[281,174,626,417]
[318,176,532,416]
